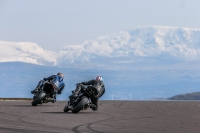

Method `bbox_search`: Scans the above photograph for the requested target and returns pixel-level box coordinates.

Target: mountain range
[0,26,200,100]
[1,26,200,68]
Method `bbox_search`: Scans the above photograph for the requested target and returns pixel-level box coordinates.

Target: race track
[0,100,200,133]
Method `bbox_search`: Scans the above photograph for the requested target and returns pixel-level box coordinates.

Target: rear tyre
[72,97,88,113]
[31,91,46,106]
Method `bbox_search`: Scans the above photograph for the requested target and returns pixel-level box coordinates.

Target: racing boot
[50,92,57,103]
[31,89,38,94]
[31,81,43,94]
[47,95,56,103]
[52,96,56,103]
[90,103,98,110]
[31,87,42,94]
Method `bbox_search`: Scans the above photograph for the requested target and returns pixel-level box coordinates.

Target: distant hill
[169,92,200,100]
[0,62,200,100]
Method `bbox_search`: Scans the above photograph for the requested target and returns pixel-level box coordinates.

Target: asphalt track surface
[0,100,200,133]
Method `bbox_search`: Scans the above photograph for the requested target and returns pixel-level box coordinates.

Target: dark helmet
[96,76,104,82]
[57,72,64,78]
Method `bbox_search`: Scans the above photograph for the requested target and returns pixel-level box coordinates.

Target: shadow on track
[8,105,33,107]
[42,111,97,114]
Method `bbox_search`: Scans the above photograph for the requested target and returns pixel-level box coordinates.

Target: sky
[0,0,200,51]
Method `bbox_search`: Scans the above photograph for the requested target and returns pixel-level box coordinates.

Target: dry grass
[0,98,32,101]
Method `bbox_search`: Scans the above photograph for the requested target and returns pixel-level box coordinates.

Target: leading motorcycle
[31,80,57,106]
[63,84,98,113]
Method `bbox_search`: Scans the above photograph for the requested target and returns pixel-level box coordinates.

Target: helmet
[96,76,104,82]
[57,72,64,78]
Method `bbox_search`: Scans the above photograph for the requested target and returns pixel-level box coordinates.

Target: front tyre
[72,97,88,113]
[32,101,37,106]
[63,105,70,112]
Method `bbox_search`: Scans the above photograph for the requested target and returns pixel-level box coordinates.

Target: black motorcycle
[31,81,57,106]
[64,84,98,113]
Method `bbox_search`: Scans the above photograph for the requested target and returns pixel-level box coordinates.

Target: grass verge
[0,98,32,101]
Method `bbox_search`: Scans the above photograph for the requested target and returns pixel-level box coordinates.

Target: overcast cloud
[0,0,200,50]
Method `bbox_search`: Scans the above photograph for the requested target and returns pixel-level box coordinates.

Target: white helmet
[96,76,104,82]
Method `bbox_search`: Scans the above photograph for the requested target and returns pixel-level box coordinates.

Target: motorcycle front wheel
[72,96,88,113]
[63,105,70,112]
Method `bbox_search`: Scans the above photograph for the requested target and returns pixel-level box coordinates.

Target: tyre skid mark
[72,117,114,133]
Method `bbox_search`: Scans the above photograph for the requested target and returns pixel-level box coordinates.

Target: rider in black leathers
[69,76,105,110]
[31,72,65,103]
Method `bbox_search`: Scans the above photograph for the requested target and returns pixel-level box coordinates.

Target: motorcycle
[31,80,57,106]
[63,84,98,113]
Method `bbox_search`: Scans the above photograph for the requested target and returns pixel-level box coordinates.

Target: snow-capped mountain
[0,41,57,65]
[59,26,200,62]
[1,26,200,68]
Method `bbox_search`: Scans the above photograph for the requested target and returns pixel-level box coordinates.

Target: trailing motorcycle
[31,80,57,106]
[63,84,98,113]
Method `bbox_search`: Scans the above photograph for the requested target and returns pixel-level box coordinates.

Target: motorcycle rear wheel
[72,97,88,113]
[31,91,46,106]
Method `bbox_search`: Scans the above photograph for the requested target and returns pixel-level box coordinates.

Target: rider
[31,72,65,103]
[69,76,105,110]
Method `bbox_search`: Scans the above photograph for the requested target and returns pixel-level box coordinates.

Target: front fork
[33,91,40,99]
